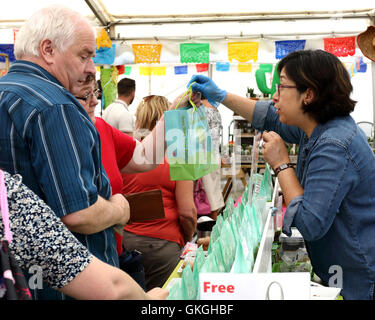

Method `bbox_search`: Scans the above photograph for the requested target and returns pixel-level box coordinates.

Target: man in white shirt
[103,77,136,136]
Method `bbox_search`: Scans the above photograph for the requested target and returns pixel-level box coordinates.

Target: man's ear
[39,39,55,64]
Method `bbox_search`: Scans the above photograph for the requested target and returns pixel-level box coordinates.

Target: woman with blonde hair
[133,95,170,141]
[122,95,197,291]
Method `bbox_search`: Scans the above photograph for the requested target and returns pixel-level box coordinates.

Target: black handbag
[0,170,32,300]
[118,247,146,291]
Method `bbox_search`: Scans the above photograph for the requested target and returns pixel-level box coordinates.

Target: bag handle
[174,82,198,111]
[0,170,13,243]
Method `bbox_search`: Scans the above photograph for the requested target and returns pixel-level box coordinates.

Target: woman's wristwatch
[273,163,295,176]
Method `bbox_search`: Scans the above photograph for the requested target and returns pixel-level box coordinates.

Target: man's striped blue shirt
[0,60,118,268]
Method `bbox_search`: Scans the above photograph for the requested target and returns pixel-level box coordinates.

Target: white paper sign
[199,272,310,300]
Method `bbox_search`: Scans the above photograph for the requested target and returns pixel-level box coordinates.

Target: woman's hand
[169,91,202,110]
[262,131,290,170]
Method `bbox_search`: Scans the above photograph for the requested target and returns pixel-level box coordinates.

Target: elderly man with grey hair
[0,5,163,300]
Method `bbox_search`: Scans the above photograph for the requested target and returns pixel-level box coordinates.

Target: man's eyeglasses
[276,83,297,95]
[76,89,101,102]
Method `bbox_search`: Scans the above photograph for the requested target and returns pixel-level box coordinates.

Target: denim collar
[304,123,325,154]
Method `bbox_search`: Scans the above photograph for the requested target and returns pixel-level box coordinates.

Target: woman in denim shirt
[188,50,375,299]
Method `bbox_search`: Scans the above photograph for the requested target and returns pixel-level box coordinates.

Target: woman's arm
[262,131,304,206]
[59,256,168,300]
[4,171,168,300]
[175,180,197,243]
[121,92,202,174]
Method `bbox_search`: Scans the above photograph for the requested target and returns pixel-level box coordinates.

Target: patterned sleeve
[2,172,93,289]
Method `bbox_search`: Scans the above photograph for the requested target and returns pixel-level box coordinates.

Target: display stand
[199,179,341,300]
[165,131,341,300]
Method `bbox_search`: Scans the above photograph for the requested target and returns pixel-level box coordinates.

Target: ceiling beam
[84,0,111,27]
[110,9,375,26]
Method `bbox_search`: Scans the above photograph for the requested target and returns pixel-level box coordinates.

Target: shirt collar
[114,99,129,110]
[9,60,65,89]
[304,123,324,152]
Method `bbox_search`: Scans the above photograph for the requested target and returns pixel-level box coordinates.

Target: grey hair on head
[14,5,94,59]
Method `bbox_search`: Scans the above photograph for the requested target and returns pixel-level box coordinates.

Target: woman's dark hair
[277,50,356,123]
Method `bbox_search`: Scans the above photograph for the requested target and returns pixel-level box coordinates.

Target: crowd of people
[1,4,375,300]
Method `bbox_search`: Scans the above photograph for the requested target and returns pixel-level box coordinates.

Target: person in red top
[122,95,197,291]
[73,79,200,256]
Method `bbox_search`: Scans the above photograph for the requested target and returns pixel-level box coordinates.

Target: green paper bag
[167,280,184,300]
[244,204,260,251]
[210,223,220,245]
[239,220,255,271]
[212,240,226,273]
[219,220,237,272]
[216,214,224,233]
[164,105,218,180]
[200,252,220,273]
[181,263,197,300]
[261,164,273,201]
[194,245,206,272]
[231,240,250,273]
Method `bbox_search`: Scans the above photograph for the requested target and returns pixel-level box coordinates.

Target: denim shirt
[253,100,375,300]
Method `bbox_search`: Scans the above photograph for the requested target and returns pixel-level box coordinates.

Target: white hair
[14,5,93,59]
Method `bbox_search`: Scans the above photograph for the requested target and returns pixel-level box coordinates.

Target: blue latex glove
[187,75,227,108]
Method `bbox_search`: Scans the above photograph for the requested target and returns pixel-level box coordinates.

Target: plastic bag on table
[229,213,240,244]
[181,263,197,300]
[231,239,251,273]
[223,195,235,221]
[219,219,237,272]
[200,252,220,273]
[248,173,263,205]
[244,204,260,251]
[239,220,255,271]
[193,245,206,273]
[215,214,224,233]
[261,163,273,201]
[212,240,226,273]
[253,195,267,229]
[206,236,213,255]
[167,280,184,300]
[209,223,220,245]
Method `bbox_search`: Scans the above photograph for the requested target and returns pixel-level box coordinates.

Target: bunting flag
[174,65,188,75]
[275,40,306,59]
[124,66,132,75]
[93,44,116,65]
[228,42,259,63]
[13,29,19,44]
[196,63,209,73]
[324,37,355,57]
[116,65,125,75]
[237,63,252,73]
[216,62,230,72]
[139,66,166,76]
[96,28,112,49]
[101,66,118,109]
[356,57,367,73]
[132,44,162,64]
[0,44,15,63]
[180,43,209,63]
